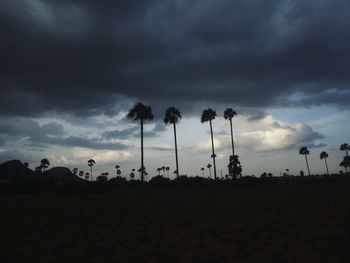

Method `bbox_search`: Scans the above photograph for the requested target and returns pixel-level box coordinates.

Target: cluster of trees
[23,102,349,181]
[127,102,241,182]
[298,143,350,175]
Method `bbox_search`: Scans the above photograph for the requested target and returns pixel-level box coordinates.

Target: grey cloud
[0,0,349,118]
[0,117,129,151]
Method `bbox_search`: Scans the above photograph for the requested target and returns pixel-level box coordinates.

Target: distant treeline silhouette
[1,103,350,185]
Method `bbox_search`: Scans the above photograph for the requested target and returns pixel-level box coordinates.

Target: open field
[1,182,350,263]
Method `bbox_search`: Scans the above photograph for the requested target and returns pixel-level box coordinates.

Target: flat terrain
[1,182,350,262]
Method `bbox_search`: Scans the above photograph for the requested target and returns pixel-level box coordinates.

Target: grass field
[1,182,350,262]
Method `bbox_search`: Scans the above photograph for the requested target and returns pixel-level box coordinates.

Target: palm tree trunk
[305,155,311,176]
[325,158,329,175]
[229,118,236,179]
[229,118,234,157]
[90,166,92,182]
[209,168,211,178]
[173,123,179,178]
[140,118,144,183]
[209,120,217,179]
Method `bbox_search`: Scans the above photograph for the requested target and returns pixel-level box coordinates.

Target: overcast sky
[0,0,349,178]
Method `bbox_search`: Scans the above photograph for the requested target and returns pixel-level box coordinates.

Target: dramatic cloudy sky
[0,0,349,178]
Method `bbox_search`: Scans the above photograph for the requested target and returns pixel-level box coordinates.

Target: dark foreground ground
[1,182,350,263]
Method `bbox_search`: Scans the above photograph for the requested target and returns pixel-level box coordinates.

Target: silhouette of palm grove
[1,103,350,262]
[1,103,350,189]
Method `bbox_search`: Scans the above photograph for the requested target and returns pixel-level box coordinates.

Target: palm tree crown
[320,151,328,160]
[299,146,310,156]
[224,108,237,120]
[164,107,181,124]
[127,103,154,121]
[201,108,216,123]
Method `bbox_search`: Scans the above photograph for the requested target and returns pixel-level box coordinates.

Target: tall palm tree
[164,107,181,178]
[299,146,311,176]
[157,167,161,176]
[340,143,350,158]
[40,158,50,172]
[201,108,217,179]
[88,159,95,181]
[224,108,237,157]
[320,151,329,175]
[127,102,154,183]
[207,163,212,178]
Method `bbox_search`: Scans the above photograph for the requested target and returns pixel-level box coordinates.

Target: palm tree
[23,162,29,168]
[340,143,350,158]
[79,171,84,178]
[207,163,212,179]
[164,107,181,178]
[299,146,311,176]
[127,102,154,183]
[88,159,95,181]
[157,167,161,176]
[224,108,237,157]
[166,166,170,177]
[40,158,50,172]
[84,172,90,180]
[201,108,217,179]
[200,167,205,177]
[320,151,329,175]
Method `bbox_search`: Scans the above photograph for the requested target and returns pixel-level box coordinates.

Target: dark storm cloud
[0,0,349,117]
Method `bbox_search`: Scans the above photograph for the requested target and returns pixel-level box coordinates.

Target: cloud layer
[1,0,350,117]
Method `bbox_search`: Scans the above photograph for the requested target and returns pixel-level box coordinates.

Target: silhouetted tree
[115,165,121,177]
[23,162,29,168]
[340,156,350,173]
[224,108,237,157]
[88,159,95,182]
[40,158,50,172]
[79,171,84,177]
[261,172,267,178]
[166,166,170,177]
[228,155,242,179]
[84,172,90,180]
[161,166,165,177]
[267,172,273,178]
[164,107,181,178]
[207,163,212,179]
[201,108,217,179]
[340,143,350,158]
[72,168,78,175]
[200,167,205,177]
[320,151,329,175]
[299,146,311,176]
[127,102,154,182]
[157,167,161,176]
[130,169,136,180]
[35,166,42,174]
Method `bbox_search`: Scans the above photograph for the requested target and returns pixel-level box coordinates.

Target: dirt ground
[1,182,350,262]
